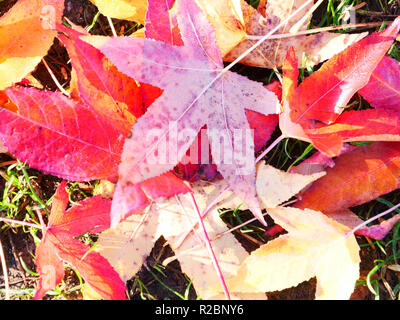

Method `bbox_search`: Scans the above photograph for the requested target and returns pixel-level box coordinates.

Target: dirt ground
[0,0,399,300]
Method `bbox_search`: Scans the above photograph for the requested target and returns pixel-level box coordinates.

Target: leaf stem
[0,217,43,230]
[349,202,400,236]
[175,134,285,249]
[256,134,285,163]
[35,209,46,229]
[189,193,231,300]
[245,21,385,41]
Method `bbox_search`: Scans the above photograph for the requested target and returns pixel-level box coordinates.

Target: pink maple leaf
[84,0,280,225]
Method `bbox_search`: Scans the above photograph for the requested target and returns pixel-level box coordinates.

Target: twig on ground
[0,238,10,300]
[246,21,387,41]
[107,16,118,37]
[41,58,70,97]
[0,217,43,230]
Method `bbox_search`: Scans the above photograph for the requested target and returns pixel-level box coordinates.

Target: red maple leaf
[279,18,400,157]
[58,24,162,133]
[0,87,125,181]
[34,181,126,300]
[358,55,400,110]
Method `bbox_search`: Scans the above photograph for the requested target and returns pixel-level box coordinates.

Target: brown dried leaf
[223,0,367,68]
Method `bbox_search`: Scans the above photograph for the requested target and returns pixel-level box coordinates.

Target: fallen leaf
[90,162,328,299]
[144,0,182,45]
[89,0,148,23]
[358,56,400,111]
[195,0,246,56]
[34,181,126,300]
[256,162,325,208]
[142,0,278,184]
[294,142,400,213]
[57,25,161,134]
[0,87,124,181]
[223,0,367,68]
[286,18,400,126]
[279,19,400,156]
[155,180,266,300]
[85,0,280,225]
[0,0,64,89]
[292,142,400,240]
[223,206,360,300]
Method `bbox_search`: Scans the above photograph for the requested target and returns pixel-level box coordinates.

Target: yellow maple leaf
[224,206,360,299]
[89,0,148,23]
[195,0,246,57]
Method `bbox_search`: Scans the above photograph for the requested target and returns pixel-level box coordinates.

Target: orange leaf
[307,109,400,156]
[294,142,400,213]
[0,0,64,89]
